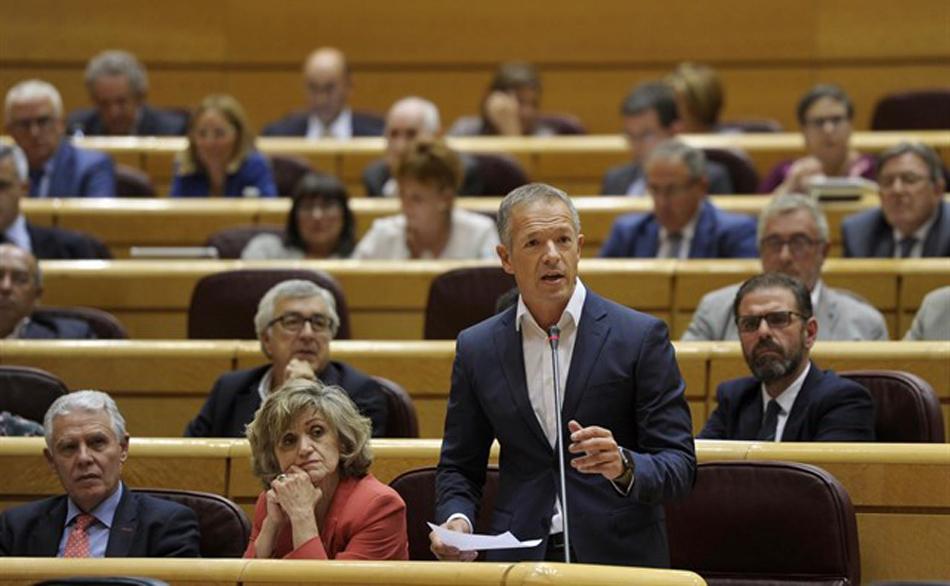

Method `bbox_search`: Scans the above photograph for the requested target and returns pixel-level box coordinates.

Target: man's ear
[44,447,55,471]
[497,243,514,275]
[804,316,819,349]
[119,436,130,464]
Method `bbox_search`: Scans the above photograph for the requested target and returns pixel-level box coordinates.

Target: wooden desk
[23,195,907,259]
[8,131,944,196]
[34,257,949,340]
[1,438,947,582]
[2,340,946,439]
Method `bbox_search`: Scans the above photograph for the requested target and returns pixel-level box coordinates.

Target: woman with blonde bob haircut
[244,379,408,560]
[171,94,277,197]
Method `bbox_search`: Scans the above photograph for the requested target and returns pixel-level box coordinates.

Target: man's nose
[76,443,93,462]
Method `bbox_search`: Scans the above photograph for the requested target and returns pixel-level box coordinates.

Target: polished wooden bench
[53,131,950,195]
[24,194,920,259]
[0,558,706,586]
[2,340,946,439]
[34,258,950,340]
[1,438,946,582]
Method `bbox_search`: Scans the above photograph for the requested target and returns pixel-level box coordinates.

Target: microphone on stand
[548,325,571,563]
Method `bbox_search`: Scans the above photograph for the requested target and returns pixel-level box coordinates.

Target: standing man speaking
[430,183,695,566]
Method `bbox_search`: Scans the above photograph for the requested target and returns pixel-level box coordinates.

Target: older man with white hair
[362,96,490,197]
[0,390,200,556]
[5,79,115,197]
[185,279,388,437]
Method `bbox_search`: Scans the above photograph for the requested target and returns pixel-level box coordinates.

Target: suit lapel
[643,219,661,257]
[923,202,950,256]
[492,308,550,450]
[561,293,609,420]
[30,497,67,555]
[46,142,73,198]
[105,486,138,557]
[689,202,714,258]
[736,383,765,440]
[779,363,821,440]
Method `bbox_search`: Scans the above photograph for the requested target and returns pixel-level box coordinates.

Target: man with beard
[184,279,388,437]
[697,273,875,441]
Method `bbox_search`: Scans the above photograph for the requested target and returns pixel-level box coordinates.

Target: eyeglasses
[298,199,342,214]
[9,115,55,132]
[878,172,929,190]
[736,311,808,334]
[648,179,698,199]
[267,312,333,334]
[803,114,849,130]
[759,234,823,257]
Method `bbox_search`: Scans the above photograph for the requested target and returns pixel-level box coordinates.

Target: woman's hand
[778,156,824,194]
[271,465,323,550]
[284,358,317,383]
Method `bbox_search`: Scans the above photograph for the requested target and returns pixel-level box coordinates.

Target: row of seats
[34,260,950,339]
[2,340,946,438]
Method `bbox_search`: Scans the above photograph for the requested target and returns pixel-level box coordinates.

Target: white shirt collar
[515,278,587,333]
[256,367,275,403]
[891,209,938,258]
[3,214,32,252]
[759,362,812,441]
[306,108,353,140]
[810,279,823,310]
[658,212,699,259]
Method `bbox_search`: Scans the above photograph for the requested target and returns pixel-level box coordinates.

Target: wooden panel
[857,513,950,582]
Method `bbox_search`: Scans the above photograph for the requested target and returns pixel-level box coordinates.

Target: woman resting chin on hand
[244,379,408,560]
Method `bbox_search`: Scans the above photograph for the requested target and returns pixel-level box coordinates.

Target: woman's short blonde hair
[245,378,373,487]
[665,62,723,128]
[178,93,255,175]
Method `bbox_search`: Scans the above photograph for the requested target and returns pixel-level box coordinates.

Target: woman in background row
[353,139,499,260]
[244,379,408,560]
[761,84,875,194]
[171,94,277,197]
[242,173,355,259]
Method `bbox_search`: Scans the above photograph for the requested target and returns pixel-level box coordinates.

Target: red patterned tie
[63,513,95,558]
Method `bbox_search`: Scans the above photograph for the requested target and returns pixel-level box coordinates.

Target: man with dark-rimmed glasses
[184,279,388,437]
[684,193,887,341]
[698,272,874,441]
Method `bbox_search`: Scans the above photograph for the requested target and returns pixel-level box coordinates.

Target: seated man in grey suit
[698,273,875,441]
[5,80,115,197]
[599,139,757,259]
[67,50,187,137]
[684,193,888,341]
[262,47,384,139]
[842,142,949,258]
[601,82,733,196]
[362,97,488,197]
[0,145,108,259]
[0,244,97,339]
[905,286,950,341]
[185,279,388,437]
[0,390,201,556]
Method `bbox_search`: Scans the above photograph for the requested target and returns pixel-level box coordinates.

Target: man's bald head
[302,47,351,126]
[384,97,441,170]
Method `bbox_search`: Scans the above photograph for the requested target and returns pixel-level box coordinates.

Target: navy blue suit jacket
[698,364,875,441]
[0,485,200,557]
[841,201,950,258]
[435,290,695,567]
[67,105,187,136]
[27,222,110,260]
[599,200,758,258]
[184,362,389,438]
[39,140,115,197]
[261,111,384,137]
[21,314,97,340]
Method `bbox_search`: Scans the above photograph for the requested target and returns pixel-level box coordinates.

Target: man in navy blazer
[431,184,695,567]
[0,391,200,557]
[698,273,875,442]
[600,140,757,259]
[842,142,949,258]
[262,47,384,138]
[184,279,388,437]
[5,80,115,197]
[67,50,187,137]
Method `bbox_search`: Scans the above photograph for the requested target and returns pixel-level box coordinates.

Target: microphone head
[547,325,560,342]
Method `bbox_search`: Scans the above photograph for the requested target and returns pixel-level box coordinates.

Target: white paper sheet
[427,522,542,551]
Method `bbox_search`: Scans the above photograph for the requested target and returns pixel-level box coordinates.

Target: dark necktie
[756,399,781,441]
[898,237,917,258]
[28,168,44,197]
[666,233,684,259]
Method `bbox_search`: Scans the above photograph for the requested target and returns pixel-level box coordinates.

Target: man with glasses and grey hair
[697,273,875,441]
[184,279,387,437]
[0,390,200,556]
[600,139,756,258]
[4,79,115,197]
[68,50,187,137]
[684,192,887,341]
[842,141,949,258]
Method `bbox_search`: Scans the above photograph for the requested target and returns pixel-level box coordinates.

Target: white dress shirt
[891,211,938,258]
[3,214,32,252]
[306,108,353,140]
[657,214,699,260]
[760,362,811,441]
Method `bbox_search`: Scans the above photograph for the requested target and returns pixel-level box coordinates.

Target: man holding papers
[430,183,695,566]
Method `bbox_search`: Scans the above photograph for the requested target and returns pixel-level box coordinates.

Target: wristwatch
[613,449,634,487]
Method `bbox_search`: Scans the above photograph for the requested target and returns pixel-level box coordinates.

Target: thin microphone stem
[548,325,571,563]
